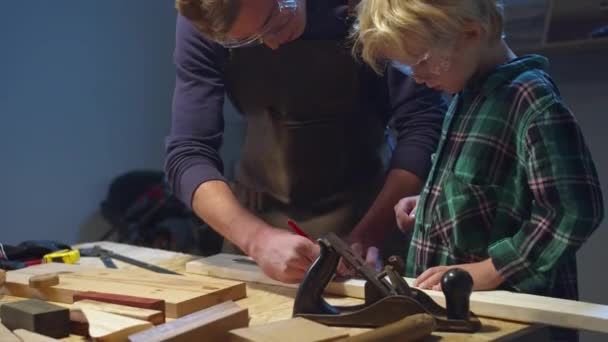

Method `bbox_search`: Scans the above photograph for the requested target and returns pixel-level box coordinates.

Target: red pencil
[287,219,313,241]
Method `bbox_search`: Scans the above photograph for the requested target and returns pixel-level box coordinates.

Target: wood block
[128,300,249,342]
[0,269,5,286]
[342,313,435,342]
[73,299,164,325]
[229,317,347,342]
[73,291,165,314]
[0,322,20,342]
[29,273,60,288]
[3,263,246,318]
[13,329,60,341]
[78,307,153,342]
[0,299,70,338]
[187,253,608,334]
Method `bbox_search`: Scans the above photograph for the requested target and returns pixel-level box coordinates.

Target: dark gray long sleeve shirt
[165,0,447,208]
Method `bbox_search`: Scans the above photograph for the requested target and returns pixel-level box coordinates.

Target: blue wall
[0,2,177,243]
[546,50,608,342]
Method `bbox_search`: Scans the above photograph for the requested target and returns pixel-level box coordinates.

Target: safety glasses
[218,0,298,48]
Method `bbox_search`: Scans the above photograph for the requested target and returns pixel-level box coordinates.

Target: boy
[353,0,603,309]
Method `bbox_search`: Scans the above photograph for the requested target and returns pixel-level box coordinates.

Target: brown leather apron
[222,39,387,250]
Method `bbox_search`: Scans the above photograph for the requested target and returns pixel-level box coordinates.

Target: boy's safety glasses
[392,44,454,80]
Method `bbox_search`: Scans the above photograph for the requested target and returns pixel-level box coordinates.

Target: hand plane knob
[441,268,473,320]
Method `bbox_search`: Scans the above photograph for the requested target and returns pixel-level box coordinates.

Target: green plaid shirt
[407,55,604,299]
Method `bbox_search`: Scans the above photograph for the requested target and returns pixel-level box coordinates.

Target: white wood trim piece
[186,253,608,333]
[128,300,249,342]
[0,322,20,342]
[79,307,153,342]
[12,329,59,342]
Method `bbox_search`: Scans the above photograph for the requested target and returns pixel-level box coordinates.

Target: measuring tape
[42,249,80,264]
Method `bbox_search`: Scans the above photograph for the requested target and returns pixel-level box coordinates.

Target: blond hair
[175,0,241,41]
[353,0,504,73]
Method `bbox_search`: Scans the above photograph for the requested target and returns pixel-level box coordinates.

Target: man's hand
[414,259,505,291]
[192,181,320,284]
[248,228,320,283]
[336,242,381,277]
[394,195,419,232]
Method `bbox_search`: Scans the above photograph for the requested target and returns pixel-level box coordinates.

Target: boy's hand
[414,259,504,291]
[394,195,420,232]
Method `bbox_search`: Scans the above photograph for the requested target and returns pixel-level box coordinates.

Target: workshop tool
[292,233,482,332]
[78,246,180,275]
[0,240,73,270]
[42,249,80,264]
[287,219,314,241]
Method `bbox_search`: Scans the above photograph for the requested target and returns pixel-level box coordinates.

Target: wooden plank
[78,307,152,342]
[128,301,249,342]
[73,292,164,314]
[187,254,299,289]
[186,253,608,333]
[2,263,246,318]
[229,317,348,342]
[73,300,164,325]
[12,263,245,298]
[0,299,70,338]
[13,329,60,341]
[0,322,20,342]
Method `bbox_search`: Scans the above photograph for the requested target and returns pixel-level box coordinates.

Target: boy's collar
[462,54,549,96]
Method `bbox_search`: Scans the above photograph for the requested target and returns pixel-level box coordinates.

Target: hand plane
[292,233,482,332]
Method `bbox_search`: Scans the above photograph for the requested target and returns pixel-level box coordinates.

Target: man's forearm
[349,169,423,247]
[192,180,271,255]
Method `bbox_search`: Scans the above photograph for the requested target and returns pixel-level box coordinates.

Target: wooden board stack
[2,263,246,318]
[186,253,608,334]
[0,261,250,341]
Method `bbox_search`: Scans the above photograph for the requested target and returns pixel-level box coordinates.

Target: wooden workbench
[74,242,546,341]
[2,242,544,341]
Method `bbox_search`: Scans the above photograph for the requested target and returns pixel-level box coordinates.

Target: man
[165,0,447,283]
